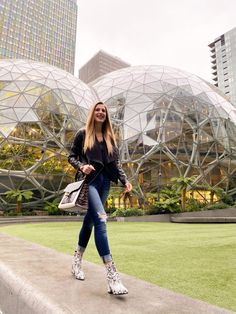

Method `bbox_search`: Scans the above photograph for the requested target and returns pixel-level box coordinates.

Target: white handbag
[58,178,88,213]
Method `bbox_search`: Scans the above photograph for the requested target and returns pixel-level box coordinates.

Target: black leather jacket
[68,129,128,186]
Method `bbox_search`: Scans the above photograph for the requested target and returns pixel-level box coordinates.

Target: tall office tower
[209,27,236,104]
[79,50,130,83]
[0,0,77,74]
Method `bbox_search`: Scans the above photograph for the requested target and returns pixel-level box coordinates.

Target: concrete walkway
[0,233,235,314]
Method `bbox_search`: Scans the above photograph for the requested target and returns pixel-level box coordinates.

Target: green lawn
[1,222,236,312]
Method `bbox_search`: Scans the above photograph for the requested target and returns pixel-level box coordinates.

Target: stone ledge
[1,207,236,226]
[0,233,235,314]
[171,208,236,223]
[0,215,83,225]
[0,261,66,314]
[171,216,236,223]
[116,214,170,222]
[0,215,116,226]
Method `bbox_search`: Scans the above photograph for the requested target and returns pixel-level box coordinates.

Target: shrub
[44,199,62,215]
[221,194,234,205]
[4,209,19,216]
[125,208,143,217]
[145,206,162,215]
[146,189,182,214]
[155,199,181,213]
[111,208,125,217]
[22,209,36,216]
[185,198,205,212]
[111,207,143,217]
[105,207,117,215]
[202,202,231,211]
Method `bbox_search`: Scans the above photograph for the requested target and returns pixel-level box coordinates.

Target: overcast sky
[75,0,236,82]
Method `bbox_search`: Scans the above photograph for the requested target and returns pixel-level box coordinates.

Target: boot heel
[105,262,128,295]
[107,284,112,294]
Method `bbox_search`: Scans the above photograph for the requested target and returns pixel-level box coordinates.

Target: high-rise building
[79,50,130,83]
[209,27,236,104]
[0,0,77,74]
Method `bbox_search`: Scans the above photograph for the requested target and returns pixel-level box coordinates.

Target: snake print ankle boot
[105,262,128,295]
[71,251,85,280]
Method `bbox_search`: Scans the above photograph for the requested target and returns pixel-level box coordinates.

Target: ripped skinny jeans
[78,172,112,262]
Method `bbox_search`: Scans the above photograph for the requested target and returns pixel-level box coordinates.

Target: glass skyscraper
[0,0,77,74]
[209,27,236,104]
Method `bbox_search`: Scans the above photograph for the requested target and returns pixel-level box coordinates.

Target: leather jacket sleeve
[114,146,128,186]
[68,129,86,170]
[116,158,128,186]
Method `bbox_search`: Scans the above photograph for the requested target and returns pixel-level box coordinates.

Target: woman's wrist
[124,181,132,192]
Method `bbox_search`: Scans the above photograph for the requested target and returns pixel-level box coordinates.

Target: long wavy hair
[84,102,116,155]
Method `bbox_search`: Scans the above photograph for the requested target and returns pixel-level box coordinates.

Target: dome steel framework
[1,61,236,208]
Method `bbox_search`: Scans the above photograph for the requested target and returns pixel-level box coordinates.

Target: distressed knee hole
[98,213,107,222]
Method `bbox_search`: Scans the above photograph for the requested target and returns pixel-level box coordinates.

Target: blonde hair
[84,102,116,155]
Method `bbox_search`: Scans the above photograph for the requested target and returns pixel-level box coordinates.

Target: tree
[171,176,196,211]
[4,190,33,213]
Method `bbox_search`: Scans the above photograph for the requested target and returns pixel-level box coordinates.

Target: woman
[68,101,132,295]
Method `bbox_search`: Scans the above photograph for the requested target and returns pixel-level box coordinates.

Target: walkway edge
[0,261,67,314]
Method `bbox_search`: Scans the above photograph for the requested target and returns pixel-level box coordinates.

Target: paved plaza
[0,233,235,314]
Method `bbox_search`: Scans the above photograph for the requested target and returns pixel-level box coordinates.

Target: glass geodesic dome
[0,60,97,209]
[91,65,236,197]
[2,61,236,210]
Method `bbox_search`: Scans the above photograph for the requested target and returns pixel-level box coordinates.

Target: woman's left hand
[124,182,132,193]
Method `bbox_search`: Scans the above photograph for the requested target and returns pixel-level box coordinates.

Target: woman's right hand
[80,164,95,175]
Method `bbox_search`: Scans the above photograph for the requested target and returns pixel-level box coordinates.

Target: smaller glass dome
[0,60,97,208]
